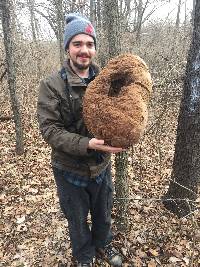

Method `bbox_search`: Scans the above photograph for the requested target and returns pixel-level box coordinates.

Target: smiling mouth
[78,54,90,58]
[78,57,90,62]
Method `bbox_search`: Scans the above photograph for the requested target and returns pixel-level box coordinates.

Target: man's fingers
[88,138,126,153]
[108,148,125,153]
[96,144,125,153]
[88,138,104,149]
[95,139,104,145]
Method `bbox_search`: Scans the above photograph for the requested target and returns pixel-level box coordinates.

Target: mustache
[77,53,90,58]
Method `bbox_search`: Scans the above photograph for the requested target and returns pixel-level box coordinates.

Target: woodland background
[0,0,200,266]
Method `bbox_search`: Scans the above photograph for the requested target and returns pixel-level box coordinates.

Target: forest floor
[1,91,200,267]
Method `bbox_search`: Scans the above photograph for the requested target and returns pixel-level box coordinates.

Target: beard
[69,52,92,70]
[72,59,91,70]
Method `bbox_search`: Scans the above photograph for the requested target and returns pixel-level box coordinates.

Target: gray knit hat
[64,13,96,50]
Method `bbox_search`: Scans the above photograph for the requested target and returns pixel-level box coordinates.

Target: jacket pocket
[60,99,74,127]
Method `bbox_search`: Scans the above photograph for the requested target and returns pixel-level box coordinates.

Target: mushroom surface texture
[83,53,152,148]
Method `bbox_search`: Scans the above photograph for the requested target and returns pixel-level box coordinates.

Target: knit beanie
[64,13,96,50]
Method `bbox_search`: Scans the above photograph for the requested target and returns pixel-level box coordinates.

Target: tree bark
[175,0,182,29]
[102,0,121,57]
[96,0,102,30]
[163,0,200,218]
[115,152,129,231]
[71,0,76,12]
[52,0,64,65]
[27,0,37,42]
[192,0,196,26]
[1,0,24,155]
[89,0,95,26]
[135,0,143,43]
[102,0,129,232]
[118,0,131,31]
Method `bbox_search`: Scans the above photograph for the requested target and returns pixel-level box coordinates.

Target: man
[37,13,123,266]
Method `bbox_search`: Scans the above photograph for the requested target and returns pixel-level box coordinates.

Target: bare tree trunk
[119,0,123,19]
[27,0,37,41]
[1,0,24,155]
[135,0,143,43]
[96,0,102,29]
[103,0,129,232]
[119,0,131,31]
[163,0,200,218]
[175,0,182,29]
[192,0,196,25]
[134,0,157,44]
[183,0,187,33]
[52,0,64,65]
[115,152,129,231]
[96,0,105,68]
[102,0,121,57]
[71,0,76,12]
[89,0,95,26]
[56,0,64,65]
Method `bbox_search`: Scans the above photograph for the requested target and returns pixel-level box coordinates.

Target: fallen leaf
[169,256,182,263]
[148,259,157,267]
[16,215,25,224]
[149,248,159,257]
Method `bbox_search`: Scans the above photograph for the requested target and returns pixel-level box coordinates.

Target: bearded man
[37,13,123,267]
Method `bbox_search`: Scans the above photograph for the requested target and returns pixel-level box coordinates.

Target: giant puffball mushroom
[83,53,152,148]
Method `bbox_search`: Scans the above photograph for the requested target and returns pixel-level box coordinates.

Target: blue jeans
[53,166,113,263]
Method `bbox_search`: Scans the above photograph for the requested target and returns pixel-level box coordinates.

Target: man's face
[68,34,96,71]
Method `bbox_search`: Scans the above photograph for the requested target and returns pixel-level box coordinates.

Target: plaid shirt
[53,167,107,187]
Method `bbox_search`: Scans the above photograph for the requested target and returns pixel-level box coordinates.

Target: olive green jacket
[37,60,110,177]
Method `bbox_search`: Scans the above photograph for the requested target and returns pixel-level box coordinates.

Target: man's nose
[80,44,89,53]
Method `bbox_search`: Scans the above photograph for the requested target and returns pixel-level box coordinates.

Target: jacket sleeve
[37,78,91,156]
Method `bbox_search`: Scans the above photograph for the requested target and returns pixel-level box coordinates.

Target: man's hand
[88,138,126,153]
